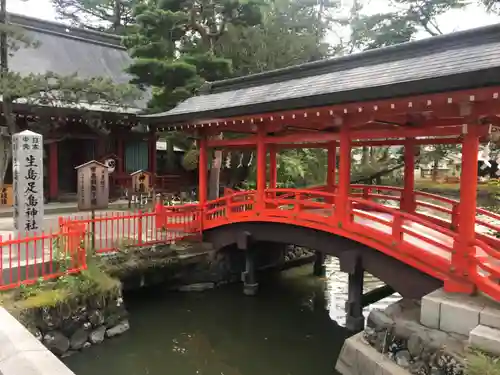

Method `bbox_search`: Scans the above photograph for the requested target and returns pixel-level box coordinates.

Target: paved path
[0,200,131,218]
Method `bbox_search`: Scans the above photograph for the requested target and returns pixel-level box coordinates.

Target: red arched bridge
[156,185,500,301]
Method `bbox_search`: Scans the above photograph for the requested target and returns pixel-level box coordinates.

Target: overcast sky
[7,0,500,42]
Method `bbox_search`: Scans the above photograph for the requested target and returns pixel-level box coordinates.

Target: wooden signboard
[75,160,109,211]
[130,170,152,193]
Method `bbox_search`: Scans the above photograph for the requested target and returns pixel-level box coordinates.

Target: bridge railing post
[294,192,301,214]
[391,215,403,245]
[154,193,164,231]
[137,209,143,245]
[451,204,459,231]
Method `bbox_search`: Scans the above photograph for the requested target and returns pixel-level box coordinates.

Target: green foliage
[277,148,328,187]
[345,0,468,51]
[215,0,335,75]
[466,349,500,375]
[1,259,120,312]
[51,0,142,33]
[182,147,200,171]
[0,71,141,107]
[123,0,263,112]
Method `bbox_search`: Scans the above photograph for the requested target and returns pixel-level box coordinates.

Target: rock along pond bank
[0,240,315,358]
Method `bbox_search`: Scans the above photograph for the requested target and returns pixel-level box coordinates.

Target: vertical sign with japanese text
[12,130,44,248]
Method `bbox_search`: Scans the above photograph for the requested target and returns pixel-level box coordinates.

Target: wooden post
[337,126,351,226]
[90,209,96,253]
[402,138,416,212]
[149,133,157,187]
[49,142,58,200]
[345,254,365,332]
[256,126,266,209]
[447,124,479,294]
[326,141,336,191]
[198,134,208,208]
[269,145,277,189]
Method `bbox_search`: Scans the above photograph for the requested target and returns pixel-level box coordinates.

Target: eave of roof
[9,13,124,49]
[140,22,500,125]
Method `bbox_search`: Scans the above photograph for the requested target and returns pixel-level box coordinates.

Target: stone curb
[0,307,75,375]
[336,332,410,375]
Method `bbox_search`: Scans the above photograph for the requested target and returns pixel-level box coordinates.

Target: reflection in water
[64,257,396,375]
[325,256,401,326]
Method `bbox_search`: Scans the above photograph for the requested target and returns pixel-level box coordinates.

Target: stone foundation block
[480,306,500,330]
[469,325,500,356]
[420,289,498,336]
[335,332,410,375]
[440,298,482,336]
[420,289,444,329]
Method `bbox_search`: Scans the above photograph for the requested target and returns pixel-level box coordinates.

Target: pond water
[64,257,399,375]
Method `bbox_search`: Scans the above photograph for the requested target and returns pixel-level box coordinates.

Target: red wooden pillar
[198,134,208,207]
[326,141,337,191]
[401,138,416,212]
[337,126,351,225]
[447,124,479,294]
[269,145,277,189]
[256,126,267,209]
[49,142,58,200]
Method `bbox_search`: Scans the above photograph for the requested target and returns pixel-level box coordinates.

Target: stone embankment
[5,240,315,360]
[336,288,500,375]
[27,292,129,358]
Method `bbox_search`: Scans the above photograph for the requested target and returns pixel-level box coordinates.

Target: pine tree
[51,0,142,33]
[123,0,262,112]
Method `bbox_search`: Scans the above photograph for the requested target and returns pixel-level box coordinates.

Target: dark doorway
[58,139,94,193]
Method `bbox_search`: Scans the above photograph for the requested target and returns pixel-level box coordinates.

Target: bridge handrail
[472,237,500,300]
[264,188,336,210]
[348,196,459,239]
[203,191,256,217]
[298,184,500,235]
[265,188,336,200]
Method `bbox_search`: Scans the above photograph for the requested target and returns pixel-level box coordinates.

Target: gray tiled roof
[8,14,149,110]
[142,22,500,124]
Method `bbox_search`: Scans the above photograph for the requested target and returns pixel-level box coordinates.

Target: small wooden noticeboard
[130,170,152,193]
[75,160,109,211]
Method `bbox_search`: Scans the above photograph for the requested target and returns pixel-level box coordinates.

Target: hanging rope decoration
[477,142,500,176]
[247,153,254,167]
[237,153,244,168]
[478,143,492,171]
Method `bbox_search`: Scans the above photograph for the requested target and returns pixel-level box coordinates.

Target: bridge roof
[142,23,500,127]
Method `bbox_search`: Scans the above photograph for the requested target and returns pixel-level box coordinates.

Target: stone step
[420,288,500,336]
[469,325,500,356]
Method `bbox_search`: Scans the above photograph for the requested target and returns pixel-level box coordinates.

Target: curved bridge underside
[204,221,442,300]
[158,186,500,301]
